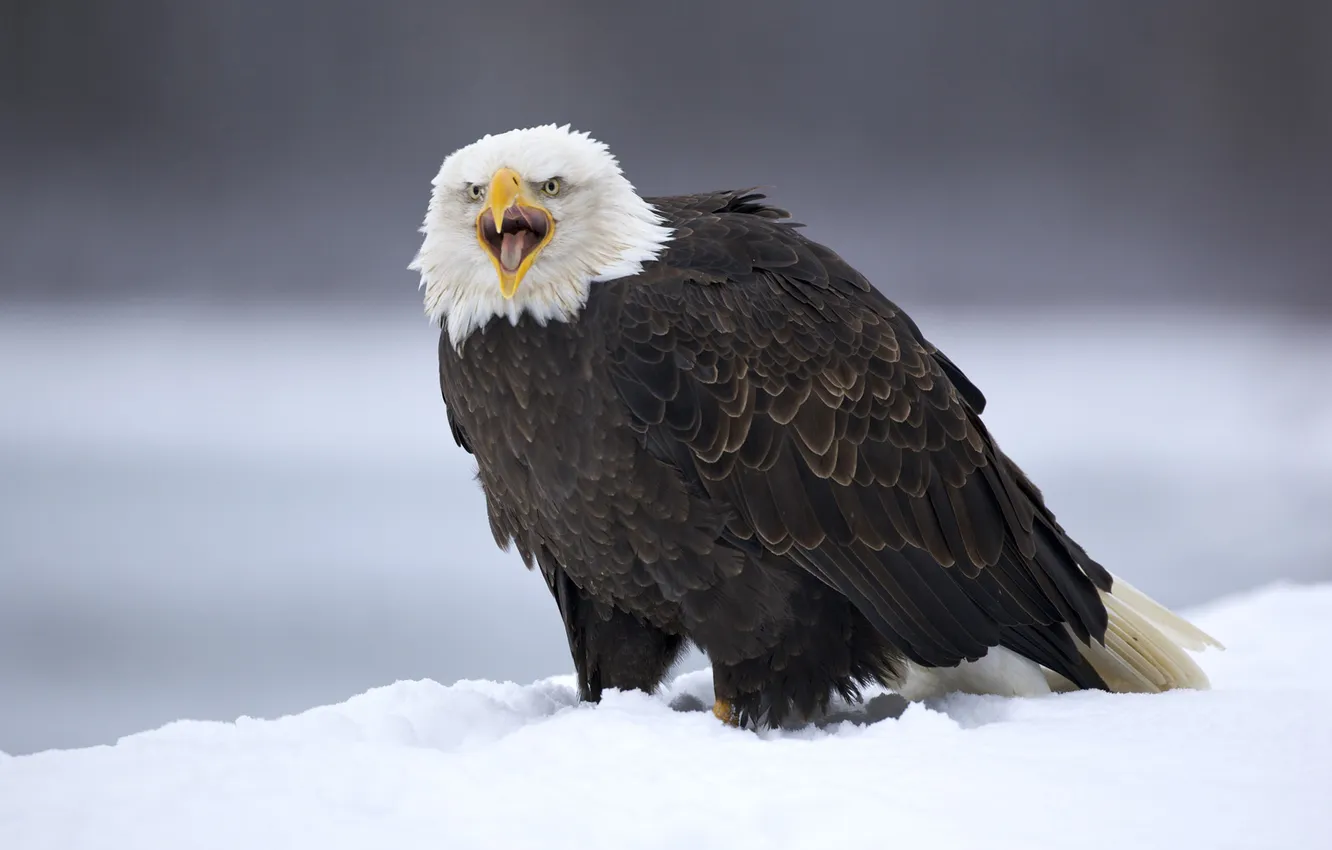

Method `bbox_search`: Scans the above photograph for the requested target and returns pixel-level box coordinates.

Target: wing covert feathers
[610,190,1222,697]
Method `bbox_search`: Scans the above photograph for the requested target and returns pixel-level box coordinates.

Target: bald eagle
[411,124,1221,728]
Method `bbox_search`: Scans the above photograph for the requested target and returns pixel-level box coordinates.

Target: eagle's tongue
[499,231,532,272]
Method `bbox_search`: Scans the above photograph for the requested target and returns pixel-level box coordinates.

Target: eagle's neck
[438,271,594,350]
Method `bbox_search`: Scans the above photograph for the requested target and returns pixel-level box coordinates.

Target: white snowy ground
[2,581,1331,849]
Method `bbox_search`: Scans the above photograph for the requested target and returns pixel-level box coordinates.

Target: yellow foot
[712,698,739,727]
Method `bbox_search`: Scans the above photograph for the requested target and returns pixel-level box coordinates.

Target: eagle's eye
[540,178,562,197]
[467,183,485,201]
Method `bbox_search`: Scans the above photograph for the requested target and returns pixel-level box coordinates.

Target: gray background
[2,1,1330,755]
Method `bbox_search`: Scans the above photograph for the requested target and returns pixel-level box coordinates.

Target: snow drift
[2,582,1330,850]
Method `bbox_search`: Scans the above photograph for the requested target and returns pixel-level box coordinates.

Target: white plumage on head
[410,124,674,346]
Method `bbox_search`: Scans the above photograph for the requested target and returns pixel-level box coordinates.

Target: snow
[3,582,1331,850]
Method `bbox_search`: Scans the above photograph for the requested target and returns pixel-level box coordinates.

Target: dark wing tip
[721,188,793,222]
[646,189,801,226]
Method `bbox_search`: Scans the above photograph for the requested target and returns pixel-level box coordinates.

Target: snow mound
[3,583,1331,850]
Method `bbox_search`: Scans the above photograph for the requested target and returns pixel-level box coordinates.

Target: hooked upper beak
[475,167,554,299]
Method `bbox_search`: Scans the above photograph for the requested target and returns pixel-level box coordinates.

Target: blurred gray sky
[4,0,1330,312]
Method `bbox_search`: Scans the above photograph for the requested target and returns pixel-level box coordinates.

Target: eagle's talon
[712,698,739,727]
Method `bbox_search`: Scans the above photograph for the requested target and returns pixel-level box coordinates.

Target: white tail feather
[897,574,1224,702]
[1066,574,1224,694]
[1106,575,1225,652]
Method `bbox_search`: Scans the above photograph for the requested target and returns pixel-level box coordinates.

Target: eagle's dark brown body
[439,191,1114,726]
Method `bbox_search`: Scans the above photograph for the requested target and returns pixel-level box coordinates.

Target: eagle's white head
[410,124,674,346]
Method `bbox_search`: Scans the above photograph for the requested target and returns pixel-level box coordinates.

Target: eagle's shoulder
[611,190,986,414]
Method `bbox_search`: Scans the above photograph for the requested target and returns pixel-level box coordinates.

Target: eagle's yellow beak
[475,167,555,299]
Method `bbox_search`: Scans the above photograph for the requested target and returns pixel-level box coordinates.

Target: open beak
[475,167,554,299]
